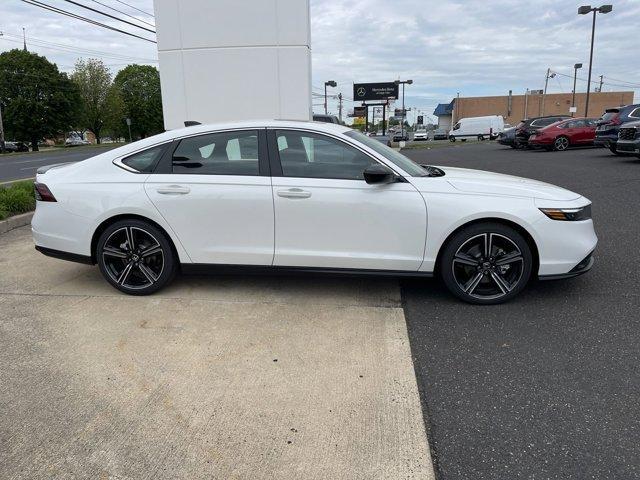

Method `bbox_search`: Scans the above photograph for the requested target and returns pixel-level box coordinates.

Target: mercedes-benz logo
[356,87,366,97]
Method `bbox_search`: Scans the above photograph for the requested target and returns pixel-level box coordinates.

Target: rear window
[600,110,620,122]
[121,144,167,173]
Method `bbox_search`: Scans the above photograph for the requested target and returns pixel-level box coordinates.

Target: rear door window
[172,130,259,176]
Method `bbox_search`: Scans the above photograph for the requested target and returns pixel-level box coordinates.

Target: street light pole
[571,63,583,117]
[579,4,613,117]
[324,80,337,115]
[395,79,413,139]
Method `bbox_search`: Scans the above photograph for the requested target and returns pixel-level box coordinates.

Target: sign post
[125,117,132,143]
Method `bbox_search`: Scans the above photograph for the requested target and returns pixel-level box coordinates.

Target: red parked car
[528,118,598,151]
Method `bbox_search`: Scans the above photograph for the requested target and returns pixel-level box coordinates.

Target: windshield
[600,111,619,122]
[345,130,427,176]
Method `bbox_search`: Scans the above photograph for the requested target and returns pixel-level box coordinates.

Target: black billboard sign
[394,108,407,117]
[417,115,424,124]
[352,106,367,118]
[353,82,399,101]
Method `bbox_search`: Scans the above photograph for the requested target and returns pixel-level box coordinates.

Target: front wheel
[440,223,533,304]
[96,219,177,295]
[449,136,456,142]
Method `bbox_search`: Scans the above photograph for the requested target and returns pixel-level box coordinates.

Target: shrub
[0,181,35,220]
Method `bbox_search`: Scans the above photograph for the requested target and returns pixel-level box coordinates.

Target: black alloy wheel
[96,219,176,295]
[554,136,570,151]
[440,223,533,304]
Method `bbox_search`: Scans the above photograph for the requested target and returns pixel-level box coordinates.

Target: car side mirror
[363,164,398,185]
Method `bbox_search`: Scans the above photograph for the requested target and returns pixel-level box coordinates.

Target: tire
[449,136,456,142]
[553,136,570,151]
[96,219,177,295]
[477,135,485,141]
[608,144,625,156]
[439,222,533,305]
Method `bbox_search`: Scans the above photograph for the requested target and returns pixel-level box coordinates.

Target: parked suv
[594,104,640,155]
[615,120,640,158]
[514,116,571,148]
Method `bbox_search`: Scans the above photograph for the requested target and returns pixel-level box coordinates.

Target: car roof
[110,120,353,156]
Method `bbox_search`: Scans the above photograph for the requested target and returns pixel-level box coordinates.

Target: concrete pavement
[0,226,435,479]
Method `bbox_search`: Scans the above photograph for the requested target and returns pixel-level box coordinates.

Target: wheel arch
[434,217,540,277]
[90,214,181,265]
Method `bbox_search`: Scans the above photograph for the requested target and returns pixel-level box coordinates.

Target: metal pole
[572,66,578,117]
[324,83,328,115]
[338,93,343,123]
[585,9,597,117]
[524,89,529,119]
[401,83,405,139]
[127,123,132,142]
[382,103,386,136]
[542,68,550,116]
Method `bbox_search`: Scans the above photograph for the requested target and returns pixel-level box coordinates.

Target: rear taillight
[34,182,57,202]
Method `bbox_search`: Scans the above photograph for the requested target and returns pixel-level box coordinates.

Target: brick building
[434,91,634,129]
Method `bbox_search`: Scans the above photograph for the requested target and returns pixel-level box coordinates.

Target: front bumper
[538,252,594,280]
[615,139,640,154]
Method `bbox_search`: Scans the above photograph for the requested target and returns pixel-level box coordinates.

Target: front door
[145,129,274,265]
[269,129,427,271]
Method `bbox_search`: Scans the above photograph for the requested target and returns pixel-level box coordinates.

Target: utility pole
[337,93,343,123]
[541,68,554,116]
[524,88,529,120]
[0,101,5,153]
[22,27,27,51]
[598,75,604,92]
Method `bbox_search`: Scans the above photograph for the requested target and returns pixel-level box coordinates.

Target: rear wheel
[440,222,533,304]
[553,136,570,151]
[96,219,177,295]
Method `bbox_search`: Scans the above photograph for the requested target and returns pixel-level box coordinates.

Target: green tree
[0,49,80,151]
[71,58,112,144]
[103,85,127,140]
[112,64,163,139]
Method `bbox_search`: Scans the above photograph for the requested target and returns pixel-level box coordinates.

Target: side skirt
[181,263,434,279]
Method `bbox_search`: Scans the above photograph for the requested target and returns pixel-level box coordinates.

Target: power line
[90,0,155,28]
[20,0,156,43]
[1,32,157,62]
[61,0,156,34]
[113,0,154,18]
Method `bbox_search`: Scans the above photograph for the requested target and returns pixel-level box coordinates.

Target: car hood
[422,166,582,201]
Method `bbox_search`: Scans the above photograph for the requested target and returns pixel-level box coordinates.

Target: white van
[448,115,505,141]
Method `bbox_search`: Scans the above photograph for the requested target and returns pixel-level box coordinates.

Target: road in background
[0,145,120,183]
[402,143,640,480]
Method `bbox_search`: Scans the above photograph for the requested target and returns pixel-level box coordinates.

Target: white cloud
[2,0,637,122]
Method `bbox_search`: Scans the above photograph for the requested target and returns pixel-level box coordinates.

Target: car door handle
[156,185,191,195]
[277,188,312,199]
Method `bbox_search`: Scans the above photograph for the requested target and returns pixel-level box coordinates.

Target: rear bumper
[35,245,93,265]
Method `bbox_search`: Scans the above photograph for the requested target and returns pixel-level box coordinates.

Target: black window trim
[151,128,270,176]
[266,127,392,181]
[113,141,172,174]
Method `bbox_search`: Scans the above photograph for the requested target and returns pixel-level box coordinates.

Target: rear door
[144,129,274,265]
[268,129,427,271]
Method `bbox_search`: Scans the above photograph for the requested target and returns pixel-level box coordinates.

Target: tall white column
[153,0,312,130]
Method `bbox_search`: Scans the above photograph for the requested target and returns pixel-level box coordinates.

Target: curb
[0,212,33,235]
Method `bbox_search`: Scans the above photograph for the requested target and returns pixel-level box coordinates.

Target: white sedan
[32,120,597,304]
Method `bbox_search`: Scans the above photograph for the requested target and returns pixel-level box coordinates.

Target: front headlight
[539,204,592,221]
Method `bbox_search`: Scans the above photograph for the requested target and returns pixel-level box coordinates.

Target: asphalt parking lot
[0,145,119,183]
[402,143,640,480]
[1,141,638,479]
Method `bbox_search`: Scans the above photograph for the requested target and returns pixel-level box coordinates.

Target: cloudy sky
[2,0,639,123]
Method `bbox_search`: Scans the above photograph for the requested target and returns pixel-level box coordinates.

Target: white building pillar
[153,0,312,130]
